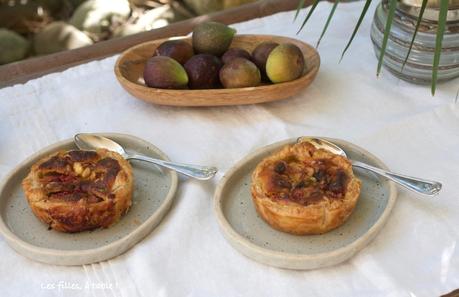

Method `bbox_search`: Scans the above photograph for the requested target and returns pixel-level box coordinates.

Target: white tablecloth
[1,2,459,296]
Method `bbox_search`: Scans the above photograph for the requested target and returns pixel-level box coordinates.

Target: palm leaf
[316,0,340,48]
[296,0,320,34]
[294,0,306,21]
[376,0,397,76]
[340,0,373,61]
[293,0,450,95]
[401,0,428,71]
[431,0,449,95]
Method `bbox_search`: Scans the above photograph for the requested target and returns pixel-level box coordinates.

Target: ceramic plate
[214,138,397,270]
[0,133,178,265]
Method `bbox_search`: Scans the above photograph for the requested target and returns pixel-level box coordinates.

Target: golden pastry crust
[22,149,133,233]
[251,141,361,235]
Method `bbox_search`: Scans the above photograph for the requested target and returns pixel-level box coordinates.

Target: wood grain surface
[0,0,313,88]
[115,34,320,106]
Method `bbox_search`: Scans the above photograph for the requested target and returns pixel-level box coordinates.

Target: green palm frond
[295,0,451,96]
[377,0,397,76]
[296,0,320,34]
[401,0,428,71]
[316,0,340,48]
[294,0,306,21]
[432,0,449,95]
[340,0,373,61]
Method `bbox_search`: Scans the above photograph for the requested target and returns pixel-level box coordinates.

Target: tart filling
[38,151,121,203]
[22,149,133,233]
[259,152,350,205]
[251,141,361,235]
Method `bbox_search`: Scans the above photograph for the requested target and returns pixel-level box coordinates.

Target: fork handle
[351,160,442,196]
[127,154,217,180]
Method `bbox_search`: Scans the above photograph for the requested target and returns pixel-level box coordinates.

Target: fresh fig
[143,56,188,89]
[184,54,223,89]
[155,40,194,65]
[221,47,251,64]
[266,43,304,83]
[219,57,261,88]
[192,21,236,56]
[252,41,279,73]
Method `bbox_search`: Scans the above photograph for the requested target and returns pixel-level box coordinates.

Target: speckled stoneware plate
[0,133,178,265]
[214,138,397,270]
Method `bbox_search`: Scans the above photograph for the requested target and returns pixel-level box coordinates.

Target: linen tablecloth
[1,2,459,296]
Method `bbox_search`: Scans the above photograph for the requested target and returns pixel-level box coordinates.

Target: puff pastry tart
[251,141,361,235]
[22,149,133,233]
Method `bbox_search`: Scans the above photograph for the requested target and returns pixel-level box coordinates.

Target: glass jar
[370,0,459,84]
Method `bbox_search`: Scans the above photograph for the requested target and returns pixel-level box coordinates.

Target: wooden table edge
[0,0,313,88]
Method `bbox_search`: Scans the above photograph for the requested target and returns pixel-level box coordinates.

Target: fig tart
[251,141,361,235]
[22,149,133,233]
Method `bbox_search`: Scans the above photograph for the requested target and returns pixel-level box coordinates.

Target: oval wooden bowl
[115,34,320,107]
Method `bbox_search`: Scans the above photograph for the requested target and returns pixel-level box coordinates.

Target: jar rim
[387,0,459,22]
[399,0,459,9]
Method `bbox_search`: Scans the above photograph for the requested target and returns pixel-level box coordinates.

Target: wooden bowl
[114,34,320,107]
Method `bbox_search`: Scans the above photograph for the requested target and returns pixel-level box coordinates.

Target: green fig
[252,41,279,73]
[143,56,188,89]
[219,58,261,88]
[155,40,194,65]
[192,21,236,56]
[266,43,305,83]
